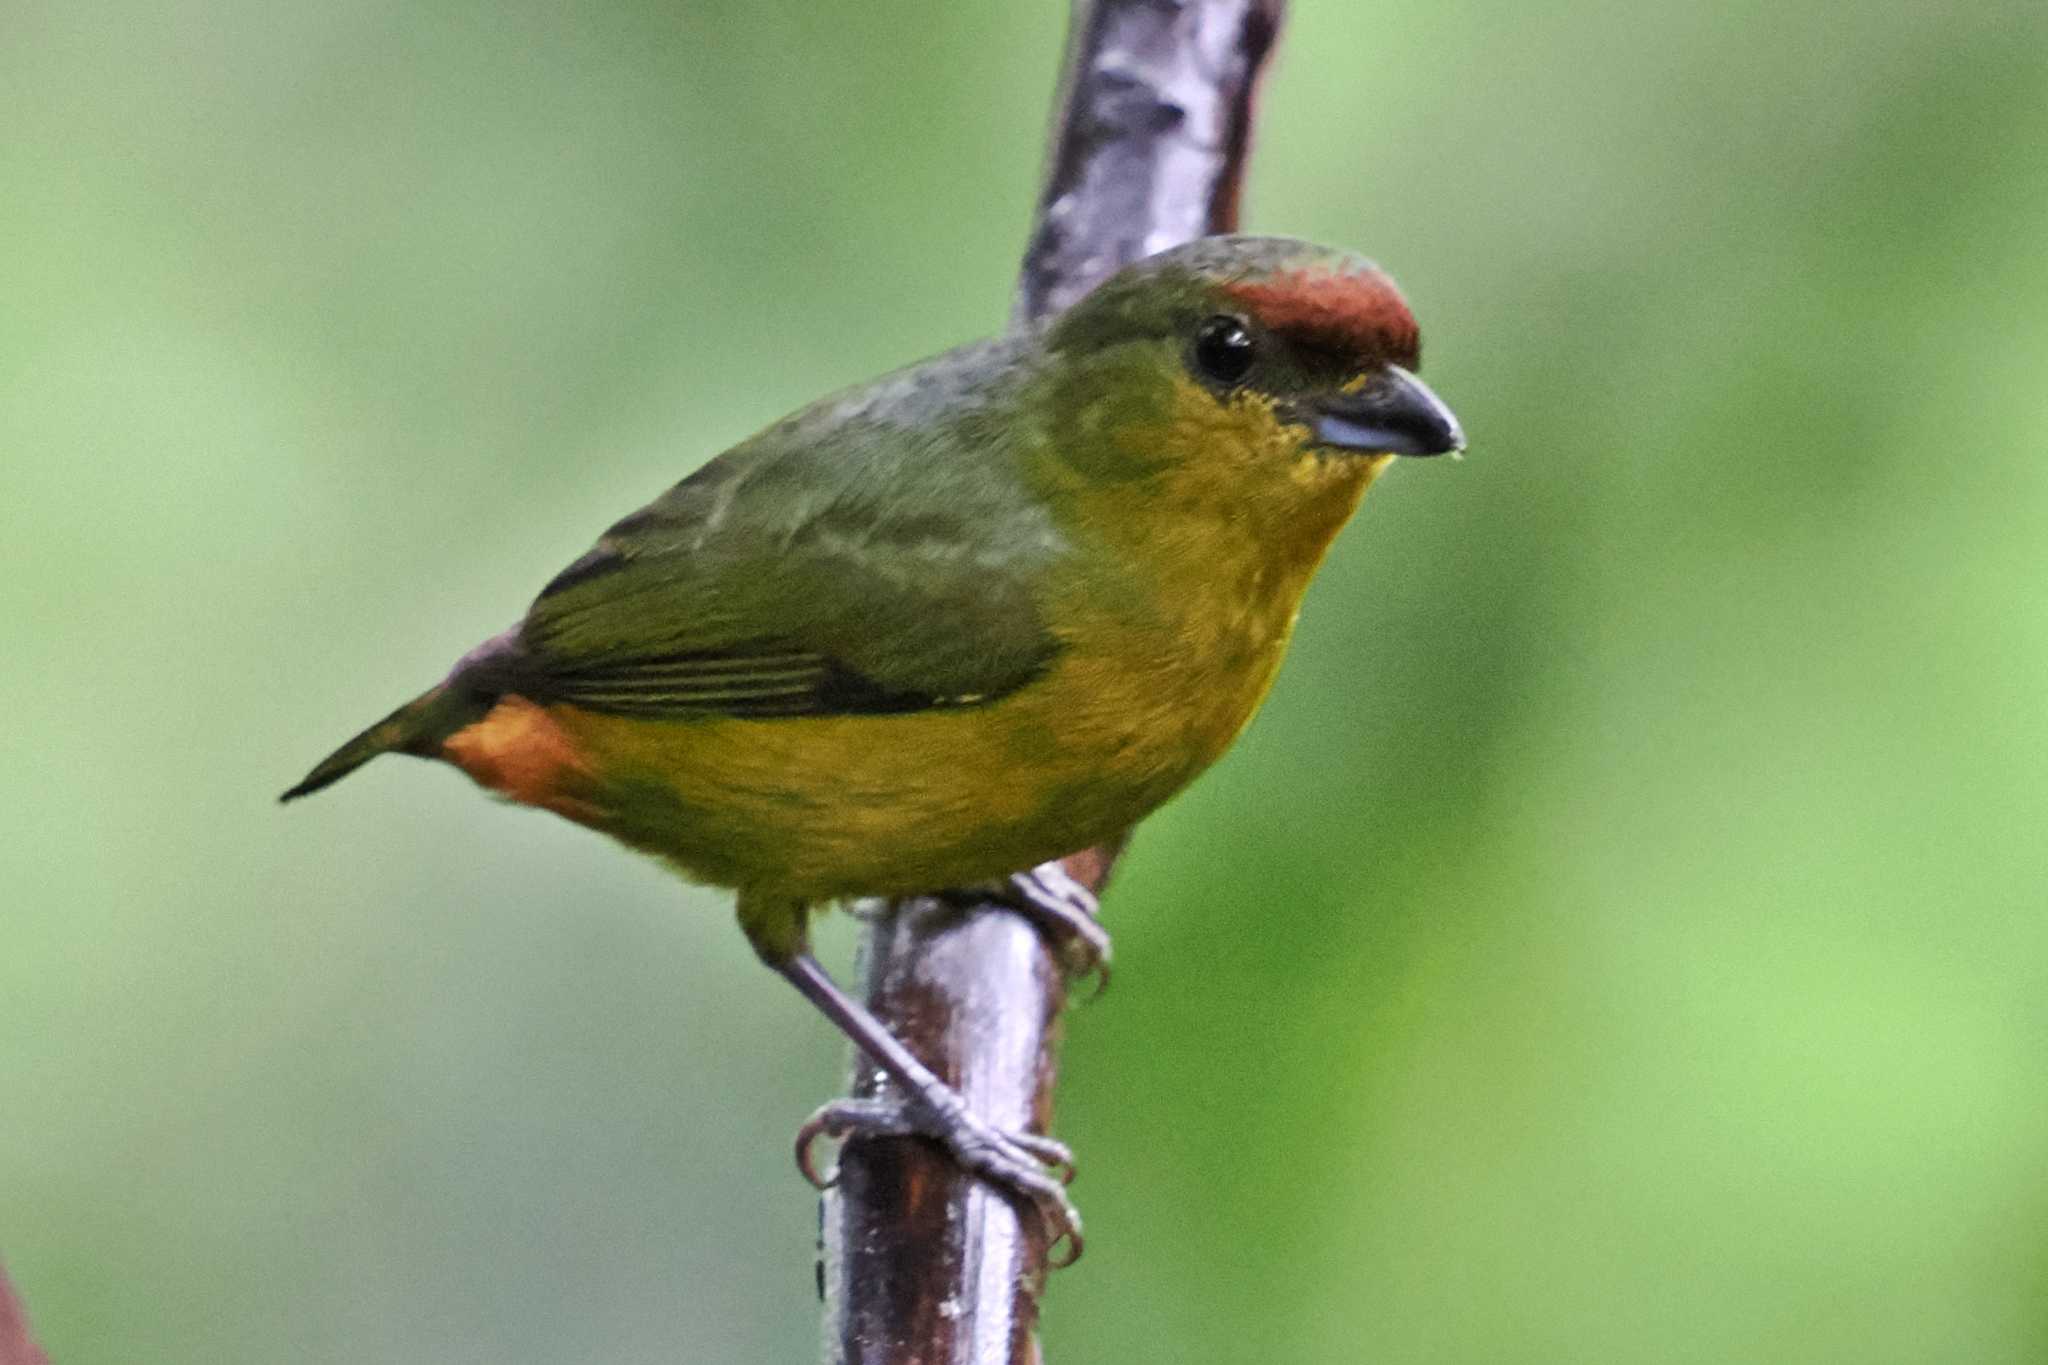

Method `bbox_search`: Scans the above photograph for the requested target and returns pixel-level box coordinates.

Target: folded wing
[499,414,1068,720]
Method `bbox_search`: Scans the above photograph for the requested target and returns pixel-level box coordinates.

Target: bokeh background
[6,0,2046,1360]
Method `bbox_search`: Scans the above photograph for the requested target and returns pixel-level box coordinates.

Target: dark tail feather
[280,685,488,803]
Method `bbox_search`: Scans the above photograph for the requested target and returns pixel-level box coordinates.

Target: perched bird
[284,234,1463,1257]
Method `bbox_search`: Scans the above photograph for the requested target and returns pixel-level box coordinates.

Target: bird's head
[1039,236,1463,498]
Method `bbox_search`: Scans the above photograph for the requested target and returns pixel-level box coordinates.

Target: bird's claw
[1007,862,1112,997]
[940,862,1112,997]
[795,1101,862,1190]
[793,1094,1084,1265]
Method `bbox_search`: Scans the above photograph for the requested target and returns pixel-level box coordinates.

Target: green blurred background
[5,0,2046,1360]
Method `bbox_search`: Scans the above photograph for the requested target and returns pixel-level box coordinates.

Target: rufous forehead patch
[1223,268,1421,369]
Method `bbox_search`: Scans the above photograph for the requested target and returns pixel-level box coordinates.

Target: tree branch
[817,3,1284,1362]
[0,1263,49,1365]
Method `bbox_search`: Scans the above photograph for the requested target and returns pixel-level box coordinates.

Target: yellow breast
[1035,374,1391,777]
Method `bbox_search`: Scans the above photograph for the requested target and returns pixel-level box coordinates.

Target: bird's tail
[280,684,490,803]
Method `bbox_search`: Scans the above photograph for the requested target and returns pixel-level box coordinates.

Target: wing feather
[495,337,1069,721]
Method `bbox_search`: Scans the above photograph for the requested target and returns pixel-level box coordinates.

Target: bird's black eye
[1192,314,1256,386]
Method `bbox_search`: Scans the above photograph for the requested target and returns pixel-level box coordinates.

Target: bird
[283,234,1463,1260]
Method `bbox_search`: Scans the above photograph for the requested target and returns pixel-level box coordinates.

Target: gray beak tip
[1310,365,1464,458]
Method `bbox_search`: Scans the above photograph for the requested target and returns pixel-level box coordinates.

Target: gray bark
[820,3,1285,1361]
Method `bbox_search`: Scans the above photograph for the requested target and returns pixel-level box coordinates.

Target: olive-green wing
[505,374,1069,719]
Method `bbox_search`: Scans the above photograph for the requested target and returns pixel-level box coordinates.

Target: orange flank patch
[442,695,597,818]
[1224,268,1420,370]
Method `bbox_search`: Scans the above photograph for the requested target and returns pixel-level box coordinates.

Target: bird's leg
[939,860,1113,995]
[775,950,1084,1265]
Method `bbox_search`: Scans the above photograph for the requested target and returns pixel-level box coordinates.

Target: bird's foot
[796,1094,1084,1266]
[942,860,1112,995]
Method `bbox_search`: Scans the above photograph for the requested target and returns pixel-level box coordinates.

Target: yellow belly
[535,618,1288,902]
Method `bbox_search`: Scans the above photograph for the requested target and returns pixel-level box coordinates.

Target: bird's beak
[1310,365,1465,457]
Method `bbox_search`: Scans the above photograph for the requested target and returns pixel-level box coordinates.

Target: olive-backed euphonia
[286,235,1464,1255]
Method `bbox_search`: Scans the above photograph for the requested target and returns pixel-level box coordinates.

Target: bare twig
[0,1263,50,1365]
[817,3,1284,1362]
[1016,0,1283,324]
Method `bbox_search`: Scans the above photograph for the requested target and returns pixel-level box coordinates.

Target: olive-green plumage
[286,235,1463,963]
